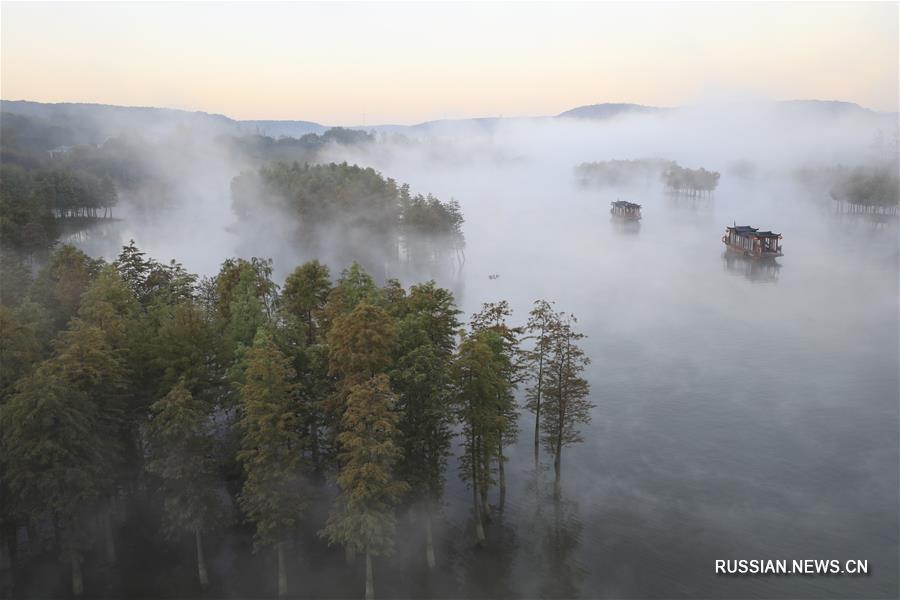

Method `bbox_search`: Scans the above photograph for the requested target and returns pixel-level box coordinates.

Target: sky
[1,1,897,125]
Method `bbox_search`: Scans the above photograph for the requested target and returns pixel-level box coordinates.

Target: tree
[320,374,408,600]
[279,261,334,475]
[236,330,307,598]
[541,314,592,497]
[469,301,521,511]
[327,302,397,385]
[146,381,223,588]
[0,316,127,597]
[451,331,510,545]
[224,266,269,352]
[282,260,331,345]
[28,245,102,329]
[0,303,46,402]
[524,300,559,468]
[390,282,460,568]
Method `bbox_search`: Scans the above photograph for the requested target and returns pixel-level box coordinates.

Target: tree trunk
[498,440,506,511]
[365,547,374,600]
[554,436,562,499]
[472,465,485,546]
[103,507,116,564]
[277,542,288,598]
[534,352,544,468]
[424,508,436,569]
[71,553,84,597]
[195,530,209,588]
[0,534,11,571]
[309,423,320,476]
[345,545,356,564]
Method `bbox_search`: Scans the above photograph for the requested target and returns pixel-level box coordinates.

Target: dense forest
[0,241,591,599]
[0,107,511,599]
[231,162,465,278]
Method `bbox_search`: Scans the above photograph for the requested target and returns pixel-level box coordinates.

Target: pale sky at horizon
[1,1,897,125]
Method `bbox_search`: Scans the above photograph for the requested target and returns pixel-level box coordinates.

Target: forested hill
[4,99,892,141]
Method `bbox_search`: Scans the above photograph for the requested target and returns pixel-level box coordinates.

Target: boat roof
[727,225,781,238]
[611,200,641,209]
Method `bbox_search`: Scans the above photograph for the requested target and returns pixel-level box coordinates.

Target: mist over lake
[1,2,898,597]
[15,102,891,599]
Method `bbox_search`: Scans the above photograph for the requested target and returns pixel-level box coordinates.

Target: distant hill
[239,120,327,137]
[556,103,664,120]
[773,99,876,117]
[1,98,893,145]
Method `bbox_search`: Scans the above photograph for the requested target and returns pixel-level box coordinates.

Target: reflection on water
[721,251,781,283]
[611,218,641,236]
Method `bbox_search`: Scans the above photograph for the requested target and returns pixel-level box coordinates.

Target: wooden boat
[610,200,642,221]
[722,225,783,258]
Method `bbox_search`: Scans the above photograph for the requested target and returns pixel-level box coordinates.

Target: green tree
[146,381,223,588]
[327,302,397,384]
[0,303,47,402]
[236,330,307,598]
[282,260,331,345]
[28,245,102,329]
[320,374,408,600]
[0,317,127,596]
[469,301,521,511]
[390,282,460,568]
[524,300,559,468]
[451,331,509,545]
[541,314,592,497]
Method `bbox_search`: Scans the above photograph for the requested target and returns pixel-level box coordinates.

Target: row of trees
[829,164,899,215]
[575,158,674,188]
[661,163,720,197]
[0,242,590,599]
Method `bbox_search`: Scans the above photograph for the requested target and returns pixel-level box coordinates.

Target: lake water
[56,152,899,599]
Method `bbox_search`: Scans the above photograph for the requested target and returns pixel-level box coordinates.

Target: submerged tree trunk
[71,553,84,597]
[534,352,544,468]
[424,507,436,569]
[277,542,288,598]
[498,439,506,511]
[365,547,374,600]
[554,428,563,499]
[195,530,209,588]
[103,507,116,564]
[472,460,486,546]
[309,423,321,476]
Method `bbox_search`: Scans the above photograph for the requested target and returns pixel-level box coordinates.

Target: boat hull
[722,238,782,259]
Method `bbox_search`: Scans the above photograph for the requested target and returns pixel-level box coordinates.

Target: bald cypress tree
[236,330,307,598]
[469,301,521,512]
[323,301,404,598]
[146,381,223,588]
[541,314,592,498]
[390,282,459,568]
[0,363,111,596]
[0,316,126,597]
[282,260,331,345]
[524,300,559,468]
[320,375,407,600]
[451,331,510,545]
